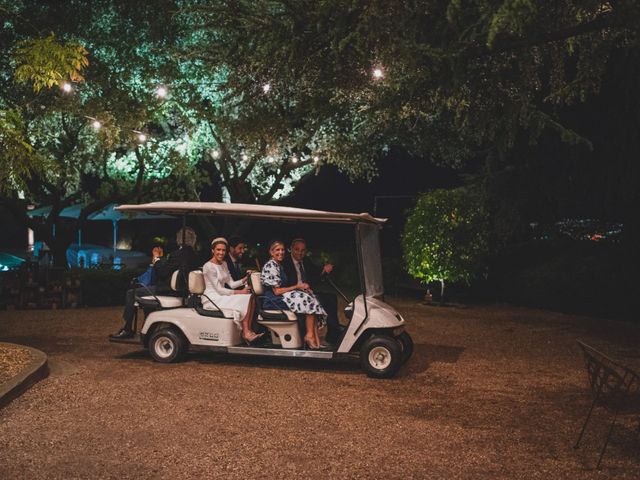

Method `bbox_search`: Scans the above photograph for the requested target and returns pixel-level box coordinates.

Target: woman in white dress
[202,237,262,344]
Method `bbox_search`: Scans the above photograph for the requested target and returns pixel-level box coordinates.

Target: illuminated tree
[402,188,490,301]
[181,0,640,173]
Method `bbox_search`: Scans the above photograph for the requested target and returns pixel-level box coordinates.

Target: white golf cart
[109,202,413,378]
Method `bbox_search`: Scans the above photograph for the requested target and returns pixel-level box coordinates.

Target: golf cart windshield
[358,223,384,297]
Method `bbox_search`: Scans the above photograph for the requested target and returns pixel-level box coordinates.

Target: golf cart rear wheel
[397,332,414,363]
[360,335,402,379]
[149,328,185,363]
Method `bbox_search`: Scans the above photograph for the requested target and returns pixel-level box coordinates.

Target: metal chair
[574,340,640,468]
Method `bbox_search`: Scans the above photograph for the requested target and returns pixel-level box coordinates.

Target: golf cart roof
[116,202,387,225]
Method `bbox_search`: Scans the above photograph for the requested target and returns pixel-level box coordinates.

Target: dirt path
[1,300,639,479]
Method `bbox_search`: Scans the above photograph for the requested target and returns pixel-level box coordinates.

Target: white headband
[211,237,228,247]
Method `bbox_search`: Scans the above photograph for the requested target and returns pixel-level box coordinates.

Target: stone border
[0,342,49,409]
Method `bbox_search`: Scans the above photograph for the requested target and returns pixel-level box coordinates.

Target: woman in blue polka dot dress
[260,240,326,349]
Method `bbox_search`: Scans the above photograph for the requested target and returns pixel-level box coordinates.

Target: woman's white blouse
[202,261,244,295]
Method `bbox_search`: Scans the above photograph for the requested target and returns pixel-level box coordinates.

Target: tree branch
[207,122,232,184]
[258,166,290,204]
[487,11,617,54]
[133,146,146,201]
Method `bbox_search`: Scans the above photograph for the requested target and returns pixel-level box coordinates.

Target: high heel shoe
[304,337,320,350]
[242,331,264,345]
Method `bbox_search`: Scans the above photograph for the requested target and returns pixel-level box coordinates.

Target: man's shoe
[109,329,134,339]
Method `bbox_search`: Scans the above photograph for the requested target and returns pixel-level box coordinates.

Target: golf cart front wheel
[360,335,402,379]
[149,328,185,363]
[397,331,414,363]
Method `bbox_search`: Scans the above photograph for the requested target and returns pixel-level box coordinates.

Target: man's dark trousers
[295,290,342,343]
[122,285,156,331]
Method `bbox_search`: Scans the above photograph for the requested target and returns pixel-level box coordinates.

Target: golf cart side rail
[116,202,387,225]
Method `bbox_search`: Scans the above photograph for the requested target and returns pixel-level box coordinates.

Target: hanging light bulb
[61,82,72,93]
[262,83,271,94]
[267,156,275,163]
[372,67,384,80]
[313,156,319,163]
[138,133,147,143]
[156,86,168,98]
[241,153,249,161]
[291,155,299,164]
[211,149,220,159]
[92,120,101,130]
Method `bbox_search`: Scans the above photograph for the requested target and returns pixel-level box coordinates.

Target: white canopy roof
[116,202,387,225]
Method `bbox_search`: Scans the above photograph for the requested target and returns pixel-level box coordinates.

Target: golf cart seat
[187,270,238,319]
[249,272,302,349]
[137,270,185,309]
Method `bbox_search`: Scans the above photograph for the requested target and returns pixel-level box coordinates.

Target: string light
[48,79,331,176]
[372,67,384,80]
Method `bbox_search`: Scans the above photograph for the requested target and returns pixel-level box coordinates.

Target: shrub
[67,267,145,307]
[402,187,490,299]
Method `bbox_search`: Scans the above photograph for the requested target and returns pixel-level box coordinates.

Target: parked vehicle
[109,202,412,378]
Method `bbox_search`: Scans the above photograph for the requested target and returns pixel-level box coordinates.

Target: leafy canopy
[183,0,640,172]
[14,33,89,92]
[402,187,490,284]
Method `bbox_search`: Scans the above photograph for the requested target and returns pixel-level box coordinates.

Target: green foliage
[14,33,89,92]
[402,187,490,284]
[182,0,640,173]
[487,0,537,48]
[0,108,50,193]
[66,267,144,307]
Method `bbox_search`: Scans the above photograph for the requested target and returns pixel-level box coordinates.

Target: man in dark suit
[153,227,201,294]
[224,236,247,284]
[282,238,344,346]
[110,227,201,339]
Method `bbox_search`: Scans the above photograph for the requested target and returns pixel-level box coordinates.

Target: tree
[181,0,640,167]
[402,187,490,301]
[0,1,201,264]
[183,0,640,278]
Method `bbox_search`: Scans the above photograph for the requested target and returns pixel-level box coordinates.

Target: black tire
[148,328,186,363]
[359,334,402,379]
[397,331,414,363]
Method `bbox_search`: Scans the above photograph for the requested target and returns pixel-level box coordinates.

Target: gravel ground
[0,344,34,384]
[0,300,639,479]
